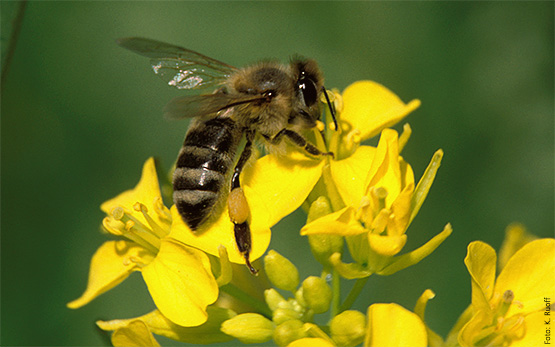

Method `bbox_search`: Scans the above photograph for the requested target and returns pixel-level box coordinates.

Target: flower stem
[220,283,272,319]
[330,268,341,320]
[339,276,369,313]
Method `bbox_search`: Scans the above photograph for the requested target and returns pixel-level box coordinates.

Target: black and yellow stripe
[173,117,241,230]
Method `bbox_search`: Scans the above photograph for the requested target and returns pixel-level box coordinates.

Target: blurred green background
[2,2,553,346]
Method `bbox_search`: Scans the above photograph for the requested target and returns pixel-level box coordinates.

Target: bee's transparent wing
[117,37,236,90]
[164,93,267,120]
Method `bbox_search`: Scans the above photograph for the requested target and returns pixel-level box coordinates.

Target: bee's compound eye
[298,77,318,107]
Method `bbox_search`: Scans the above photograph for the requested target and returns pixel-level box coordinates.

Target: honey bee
[117,37,336,274]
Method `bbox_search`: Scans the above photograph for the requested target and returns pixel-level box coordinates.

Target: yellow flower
[285,80,421,213]
[67,158,218,327]
[453,238,555,346]
[97,307,236,346]
[301,127,451,278]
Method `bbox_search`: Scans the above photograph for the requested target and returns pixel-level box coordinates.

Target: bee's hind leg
[228,130,258,275]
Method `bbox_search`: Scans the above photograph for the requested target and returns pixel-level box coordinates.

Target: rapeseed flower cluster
[69,81,553,347]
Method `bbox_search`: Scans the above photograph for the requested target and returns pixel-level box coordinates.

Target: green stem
[339,276,370,313]
[220,283,272,319]
[329,268,341,320]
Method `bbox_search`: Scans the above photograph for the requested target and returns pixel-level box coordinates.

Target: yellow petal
[365,303,427,347]
[464,241,497,313]
[494,238,555,316]
[458,309,491,347]
[242,152,325,227]
[100,158,168,229]
[215,245,233,287]
[364,129,402,207]
[510,310,548,347]
[288,338,336,347]
[497,223,538,272]
[141,239,218,327]
[400,157,416,191]
[97,308,236,345]
[301,207,366,236]
[368,233,407,256]
[329,146,376,207]
[341,81,421,142]
[111,320,160,347]
[387,182,414,236]
[67,240,151,308]
[170,205,271,264]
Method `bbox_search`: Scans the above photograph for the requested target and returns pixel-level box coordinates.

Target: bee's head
[290,58,336,130]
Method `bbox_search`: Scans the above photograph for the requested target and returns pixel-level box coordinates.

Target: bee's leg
[272,128,334,158]
[228,130,258,275]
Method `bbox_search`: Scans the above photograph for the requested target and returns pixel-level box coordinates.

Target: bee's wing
[164,93,267,120]
[117,37,236,90]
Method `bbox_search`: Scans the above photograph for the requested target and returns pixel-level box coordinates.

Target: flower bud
[265,288,287,311]
[308,234,344,268]
[273,306,302,325]
[220,313,273,344]
[306,197,344,269]
[264,250,299,292]
[294,287,306,307]
[302,276,332,314]
[273,319,307,347]
[330,310,366,346]
[306,196,332,223]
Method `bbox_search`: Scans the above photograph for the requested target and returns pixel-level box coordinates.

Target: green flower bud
[307,197,344,268]
[273,319,307,347]
[273,306,302,325]
[302,276,332,314]
[264,250,299,292]
[294,287,306,307]
[220,313,274,344]
[308,234,344,268]
[306,196,333,223]
[330,310,366,346]
[265,288,287,311]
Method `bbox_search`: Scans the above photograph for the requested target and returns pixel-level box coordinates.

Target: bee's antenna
[322,87,338,131]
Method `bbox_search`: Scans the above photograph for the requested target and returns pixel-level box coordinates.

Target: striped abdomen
[173,117,242,230]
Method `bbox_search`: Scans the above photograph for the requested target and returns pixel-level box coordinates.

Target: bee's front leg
[228,130,258,275]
